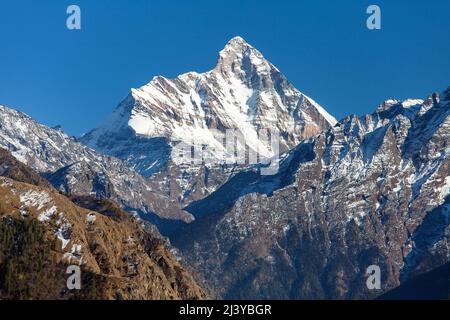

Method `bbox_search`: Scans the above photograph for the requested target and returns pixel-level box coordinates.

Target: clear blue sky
[1,0,449,136]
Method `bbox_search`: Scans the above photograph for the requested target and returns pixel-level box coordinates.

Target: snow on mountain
[81,36,336,204]
[0,104,188,221]
[83,37,335,160]
[0,174,207,300]
[171,88,450,299]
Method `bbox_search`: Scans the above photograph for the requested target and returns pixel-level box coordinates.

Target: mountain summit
[81,37,336,205]
[215,36,277,76]
[82,37,336,167]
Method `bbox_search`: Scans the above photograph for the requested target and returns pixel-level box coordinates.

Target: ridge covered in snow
[82,36,336,175]
[80,37,337,205]
[171,87,450,299]
[0,104,188,221]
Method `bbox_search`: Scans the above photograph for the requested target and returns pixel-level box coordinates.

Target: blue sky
[0,0,449,136]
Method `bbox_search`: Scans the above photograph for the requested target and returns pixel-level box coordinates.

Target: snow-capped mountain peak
[82,37,336,171]
[215,36,275,76]
[80,37,337,206]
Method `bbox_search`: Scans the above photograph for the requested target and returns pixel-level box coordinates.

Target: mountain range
[0,37,448,299]
[81,36,336,210]
[0,148,206,299]
[172,90,450,298]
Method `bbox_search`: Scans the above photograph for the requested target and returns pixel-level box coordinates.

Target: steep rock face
[0,105,188,221]
[81,37,336,206]
[0,175,207,300]
[171,89,450,299]
[0,147,52,188]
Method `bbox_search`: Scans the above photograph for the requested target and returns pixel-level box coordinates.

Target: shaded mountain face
[0,105,189,221]
[379,261,449,300]
[81,37,336,206]
[0,153,206,299]
[171,89,450,299]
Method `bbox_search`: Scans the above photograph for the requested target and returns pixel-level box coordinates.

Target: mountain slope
[81,36,336,206]
[0,147,52,189]
[171,88,450,299]
[0,104,189,221]
[0,153,207,299]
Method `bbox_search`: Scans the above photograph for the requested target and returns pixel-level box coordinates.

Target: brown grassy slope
[0,176,207,300]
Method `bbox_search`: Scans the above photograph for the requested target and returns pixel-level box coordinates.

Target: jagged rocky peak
[78,37,338,207]
[171,88,450,299]
[375,98,425,113]
[82,37,337,174]
[52,124,64,132]
[215,36,274,77]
